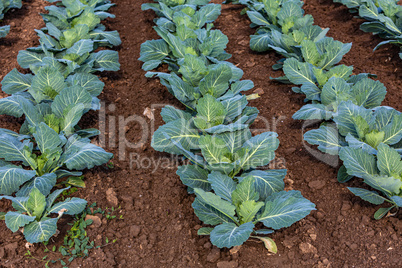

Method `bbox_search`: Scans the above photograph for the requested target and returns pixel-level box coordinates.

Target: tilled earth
[0,0,401,267]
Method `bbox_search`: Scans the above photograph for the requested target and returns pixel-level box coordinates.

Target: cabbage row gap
[0,0,121,243]
[227,0,402,218]
[140,0,315,251]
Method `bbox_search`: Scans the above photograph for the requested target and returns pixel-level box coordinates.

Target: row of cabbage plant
[0,0,120,243]
[140,0,315,251]
[228,0,402,219]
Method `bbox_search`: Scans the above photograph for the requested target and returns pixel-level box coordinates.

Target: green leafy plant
[334,0,402,58]
[0,0,120,243]
[141,0,315,251]
[229,0,402,218]
[1,187,86,243]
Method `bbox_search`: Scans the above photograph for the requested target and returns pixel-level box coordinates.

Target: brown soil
[0,0,401,267]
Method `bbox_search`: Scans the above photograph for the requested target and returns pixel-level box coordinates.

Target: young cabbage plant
[334,0,402,58]
[1,187,87,243]
[140,2,228,71]
[17,0,121,73]
[291,76,386,121]
[304,104,402,156]
[193,174,315,251]
[340,143,402,219]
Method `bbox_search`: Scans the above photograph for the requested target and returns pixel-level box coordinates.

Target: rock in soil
[85,215,102,228]
[299,242,318,254]
[206,247,220,263]
[106,188,119,207]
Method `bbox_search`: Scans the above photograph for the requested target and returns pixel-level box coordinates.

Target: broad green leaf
[193,188,237,224]
[16,96,44,127]
[222,95,247,121]
[321,77,352,107]
[199,135,231,165]
[250,33,271,52]
[214,129,251,154]
[48,197,87,215]
[207,171,236,202]
[339,147,377,179]
[199,4,221,23]
[239,200,264,223]
[166,33,186,58]
[301,40,321,66]
[1,69,33,94]
[28,188,46,219]
[345,133,378,155]
[33,123,62,155]
[61,103,85,135]
[240,170,286,200]
[90,50,120,71]
[139,39,169,62]
[46,187,69,209]
[333,101,372,137]
[210,222,254,248]
[293,104,333,120]
[351,78,386,108]
[373,107,398,130]
[230,80,254,95]
[304,125,343,155]
[66,39,94,56]
[0,134,35,167]
[382,114,402,145]
[176,164,211,192]
[152,119,200,154]
[283,58,317,87]
[195,95,227,129]
[377,143,402,177]
[90,29,121,46]
[179,54,208,86]
[391,196,402,207]
[61,135,113,170]
[237,132,279,170]
[363,173,402,196]
[247,11,270,26]
[5,212,36,232]
[16,173,57,197]
[17,50,44,68]
[66,73,104,97]
[199,64,232,97]
[160,105,192,123]
[232,176,259,207]
[29,66,66,102]
[52,86,92,117]
[0,96,24,117]
[0,165,36,195]
[347,187,387,205]
[257,190,316,230]
[24,218,58,243]
[315,38,352,69]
